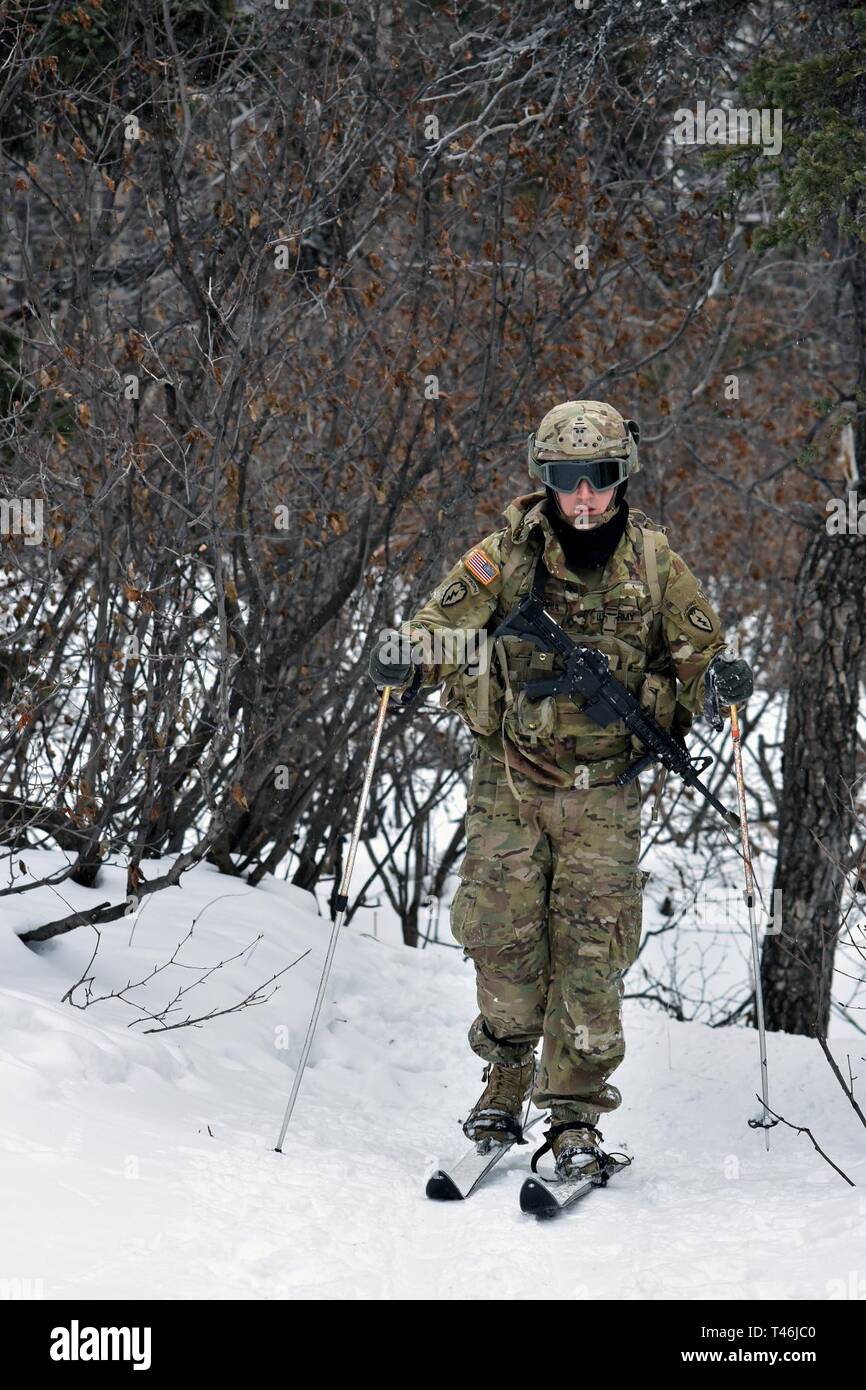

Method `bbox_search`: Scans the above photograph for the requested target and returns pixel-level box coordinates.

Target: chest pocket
[545,584,652,687]
[496,540,663,738]
[492,561,549,685]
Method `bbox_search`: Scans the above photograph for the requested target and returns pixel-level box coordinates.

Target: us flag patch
[464,548,499,586]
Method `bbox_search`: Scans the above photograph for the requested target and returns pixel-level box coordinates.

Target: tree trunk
[767,241,866,1034]
[761,248,866,1034]
[760,527,866,1033]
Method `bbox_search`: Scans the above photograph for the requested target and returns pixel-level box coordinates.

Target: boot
[462,1055,535,1152]
[548,1103,605,1181]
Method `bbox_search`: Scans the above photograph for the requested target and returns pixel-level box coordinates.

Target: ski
[519,1152,632,1219]
[426,1112,544,1200]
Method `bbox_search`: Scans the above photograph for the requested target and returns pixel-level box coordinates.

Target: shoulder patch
[440,578,470,607]
[464,548,500,586]
[686,604,713,633]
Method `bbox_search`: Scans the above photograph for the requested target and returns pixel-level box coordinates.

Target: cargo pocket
[634,671,677,748]
[514,687,557,743]
[450,854,506,950]
[610,869,650,975]
[440,659,506,738]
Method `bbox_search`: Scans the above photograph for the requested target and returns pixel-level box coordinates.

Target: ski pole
[729,701,776,1150]
[275,684,393,1152]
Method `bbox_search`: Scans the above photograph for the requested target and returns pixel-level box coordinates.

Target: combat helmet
[527,400,641,493]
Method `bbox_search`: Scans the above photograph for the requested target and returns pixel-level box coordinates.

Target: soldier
[368,401,753,1180]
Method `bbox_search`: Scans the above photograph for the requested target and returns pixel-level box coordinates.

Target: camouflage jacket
[405,491,726,788]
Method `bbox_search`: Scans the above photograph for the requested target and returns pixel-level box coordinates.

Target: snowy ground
[1,850,865,1301]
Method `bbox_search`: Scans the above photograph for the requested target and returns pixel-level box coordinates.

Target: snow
[1,850,864,1300]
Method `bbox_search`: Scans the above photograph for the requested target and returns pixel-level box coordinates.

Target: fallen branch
[759,1098,854,1187]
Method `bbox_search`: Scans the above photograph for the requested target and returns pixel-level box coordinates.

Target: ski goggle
[533,456,628,493]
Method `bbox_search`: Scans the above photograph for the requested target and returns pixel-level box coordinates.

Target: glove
[367,628,421,701]
[704,652,754,727]
[711,653,754,705]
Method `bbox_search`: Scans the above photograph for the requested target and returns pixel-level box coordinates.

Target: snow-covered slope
[1,852,864,1300]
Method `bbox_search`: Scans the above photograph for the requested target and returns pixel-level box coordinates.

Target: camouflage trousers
[450,746,646,1114]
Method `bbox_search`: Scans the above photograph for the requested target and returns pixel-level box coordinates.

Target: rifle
[491,592,740,830]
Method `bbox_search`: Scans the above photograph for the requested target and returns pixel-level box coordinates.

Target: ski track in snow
[1,851,865,1300]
